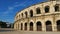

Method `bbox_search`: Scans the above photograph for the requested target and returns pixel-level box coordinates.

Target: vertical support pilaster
[42,22,46,32]
[52,22,57,32]
[27,23,29,31]
[52,15,57,32]
[16,24,18,30]
[14,24,16,30]
[52,21,57,32]
[19,23,21,30]
[33,23,36,31]
[23,23,24,31]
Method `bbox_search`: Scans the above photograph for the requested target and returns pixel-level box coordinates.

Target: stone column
[16,24,17,30]
[15,24,17,29]
[33,23,36,31]
[18,23,20,30]
[52,15,57,32]
[42,22,46,32]
[14,24,16,29]
[18,23,19,30]
[17,23,18,30]
[50,3,55,13]
[27,23,29,31]
[23,23,25,31]
[52,21,57,32]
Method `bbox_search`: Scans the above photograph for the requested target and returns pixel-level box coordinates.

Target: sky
[0,0,47,23]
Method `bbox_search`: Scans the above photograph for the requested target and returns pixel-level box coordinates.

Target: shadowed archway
[45,21,52,31]
[30,10,33,17]
[30,22,33,31]
[36,7,41,14]
[55,4,59,11]
[25,12,28,18]
[45,6,50,13]
[36,21,42,31]
[56,20,60,31]
[24,23,27,30]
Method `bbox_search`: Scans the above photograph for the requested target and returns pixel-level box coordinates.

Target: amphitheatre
[14,0,60,32]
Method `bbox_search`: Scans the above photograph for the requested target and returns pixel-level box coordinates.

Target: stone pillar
[42,22,46,32]
[52,15,57,32]
[15,24,17,29]
[27,23,29,31]
[16,24,18,29]
[41,5,45,14]
[52,22,57,32]
[14,24,16,29]
[19,23,21,30]
[23,23,25,31]
[33,23,36,31]
[50,3,55,13]
[17,23,18,30]
[18,23,19,30]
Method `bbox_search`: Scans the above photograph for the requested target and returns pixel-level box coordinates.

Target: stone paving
[0,28,60,34]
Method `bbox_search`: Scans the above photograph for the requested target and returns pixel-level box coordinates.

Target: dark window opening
[55,4,59,11]
[30,22,33,31]
[21,13,23,17]
[24,23,27,30]
[45,21,52,31]
[19,14,20,18]
[30,10,33,17]
[45,6,50,13]
[56,20,60,31]
[36,21,42,31]
[25,12,27,18]
[36,7,41,14]
[16,16,18,19]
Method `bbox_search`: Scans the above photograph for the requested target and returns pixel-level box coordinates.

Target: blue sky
[0,0,47,23]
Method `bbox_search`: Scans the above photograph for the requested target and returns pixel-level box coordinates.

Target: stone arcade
[14,0,60,32]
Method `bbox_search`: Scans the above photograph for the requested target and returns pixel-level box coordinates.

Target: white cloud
[8,7,14,10]
[14,1,28,7]
[3,6,15,15]
[3,0,29,15]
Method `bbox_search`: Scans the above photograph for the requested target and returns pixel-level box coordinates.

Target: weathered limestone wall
[14,1,60,32]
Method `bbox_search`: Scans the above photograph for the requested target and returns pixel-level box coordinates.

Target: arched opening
[36,7,41,14]
[45,6,50,13]
[19,14,20,18]
[45,21,52,31]
[16,16,18,20]
[25,12,27,18]
[55,4,59,11]
[56,20,60,31]
[30,10,33,17]
[30,22,33,31]
[21,13,23,17]
[36,21,42,31]
[24,23,27,30]
[21,23,23,30]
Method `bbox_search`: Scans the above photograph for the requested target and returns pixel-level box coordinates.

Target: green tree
[0,21,7,28]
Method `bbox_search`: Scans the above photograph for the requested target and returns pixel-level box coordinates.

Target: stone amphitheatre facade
[14,0,60,32]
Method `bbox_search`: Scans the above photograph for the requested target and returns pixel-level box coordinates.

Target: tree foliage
[0,21,7,28]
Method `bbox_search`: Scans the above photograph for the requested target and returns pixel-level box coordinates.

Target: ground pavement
[0,28,60,34]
